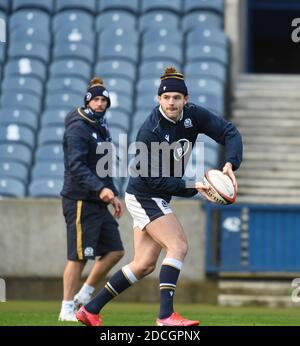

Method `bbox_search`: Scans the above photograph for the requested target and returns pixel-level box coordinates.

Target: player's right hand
[99,188,115,203]
[195,182,216,203]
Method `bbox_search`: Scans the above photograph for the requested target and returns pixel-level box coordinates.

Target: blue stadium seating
[182,12,222,32]
[95,60,136,82]
[5,58,47,82]
[188,93,224,114]
[105,77,134,97]
[1,92,42,114]
[136,94,158,111]
[186,78,224,96]
[185,61,226,84]
[96,11,136,32]
[137,77,161,93]
[32,162,64,180]
[55,27,95,46]
[0,43,5,64]
[0,178,26,197]
[109,92,133,114]
[56,0,96,13]
[0,108,38,131]
[142,43,182,65]
[98,41,138,64]
[0,124,35,150]
[142,28,182,45]
[50,59,91,82]
[45,92,83,109]
[186,44,228,65]
[0,162,28,183]
[53,42,94,64]
[53,10,93,32]
[2,76,43,97]
[0,143,32,167]
[8,41,50,64]
[99,27,139,45]
[99,0,139,14]
[139,11,179,32]
[187,27,228,49]
[139,61,181,78]
[141,0,181,14]
[41,109,69,127]
[10,26,51,46]
[0,0,10,12]
[184,0,224,15]
[106,110,130,131]
[13,0,54,13]
[38,127,65,146]
[10,10,50,32]
[28,178,63,197]
[47,77,86,95]
[35,144,64,162]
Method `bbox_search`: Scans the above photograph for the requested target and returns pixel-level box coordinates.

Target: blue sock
[85,265,138,314]
[159,258,183,319]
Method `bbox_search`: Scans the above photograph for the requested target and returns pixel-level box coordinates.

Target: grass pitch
[0,301,300,326]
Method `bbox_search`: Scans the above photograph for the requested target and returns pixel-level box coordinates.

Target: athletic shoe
[156,312,199,326]
[74,292,92,312]
[58,310,78,322]
[76,306,102,326]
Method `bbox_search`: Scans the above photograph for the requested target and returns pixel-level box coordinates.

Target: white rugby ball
[203,169,237,205]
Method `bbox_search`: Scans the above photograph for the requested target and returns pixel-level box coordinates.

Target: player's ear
[157,95,161,103]
[184,95,189,104]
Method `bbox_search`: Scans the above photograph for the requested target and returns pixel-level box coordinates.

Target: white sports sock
[78,283,95,297]
[62,300,74,311]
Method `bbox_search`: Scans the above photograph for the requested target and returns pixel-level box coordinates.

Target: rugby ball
[203,169,237,205]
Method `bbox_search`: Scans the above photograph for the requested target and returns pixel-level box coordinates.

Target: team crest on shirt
[164,134,170,142]
[84,247,94,257]
[173,139,190,161]
[92,132,97,139]
[184,118,193,128]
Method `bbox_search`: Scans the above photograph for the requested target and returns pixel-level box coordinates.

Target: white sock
[62,300,74,311]
[78,283,95,297]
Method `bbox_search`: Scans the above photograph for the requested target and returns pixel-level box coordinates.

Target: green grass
[0,301,300,326]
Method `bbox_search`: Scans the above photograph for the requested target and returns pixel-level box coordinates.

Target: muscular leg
[63,260,86,301]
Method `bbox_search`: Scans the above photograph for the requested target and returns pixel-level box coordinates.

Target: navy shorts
[62,197,124,260]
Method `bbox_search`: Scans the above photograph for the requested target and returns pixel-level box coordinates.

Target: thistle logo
[0,278,6,302]
[0,18,6,43]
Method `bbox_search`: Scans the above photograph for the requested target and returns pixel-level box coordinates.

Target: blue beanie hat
[84,77,111,108]
[158,67,188,96]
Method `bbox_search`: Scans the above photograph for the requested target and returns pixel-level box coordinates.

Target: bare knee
[167,239,189,260]
[132,261,157,278]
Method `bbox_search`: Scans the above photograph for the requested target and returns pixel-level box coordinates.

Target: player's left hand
[222,162,237,189]
[111,197,123,219]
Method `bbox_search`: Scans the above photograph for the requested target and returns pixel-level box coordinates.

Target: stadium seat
[0,45,5,65]
[35,144,64,162]
[185,61,227,84]
[137,77,161,93]
[142,28,182,45]
[109,126,128,145]
[47,77,86,95]
[0,0,10,12]
[8,41,50,64]
[106,110,130,131]
[31,162,64,180]
[186,44,228,65]
[96,11,136,32]
[184,0,224,15]
[187,28,228,49]
[53,10,93,32]
[41,109,69,127]
[5,58,47,81]
[142,43,182,65]
[2,76,43,97]
[98,0,139,14]
[109,92,133,114]
[0,143,32,167]
[28,178,63,197]
[182,12,222,32]
[132,110,149,129]
[139,61,181,78]
[188,93,224,114]
[98,42,138,64]
[99,27,139,45]
[10,10,50,32]
[104,77,134,97]
[1,92,41,114]
[139,11,179,32]
[38,126,65,146]
[55,26,95,46]
[13,0,54,13]
[0,108,38,132]
[0,124,35,150]
[50,59,91,82]
[0,161,28,183]
[141,0,181,14]
[53,42,94,64]
[10,26,51,46]
[56,0,96,13]
[95,60,136,82]
[45,92,83,109]
[0,178,26,197]
[136,94,158,111]
[186,78,224,96]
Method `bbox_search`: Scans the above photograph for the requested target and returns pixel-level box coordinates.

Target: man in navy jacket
[59,77,124,322]
[76,68,243,326]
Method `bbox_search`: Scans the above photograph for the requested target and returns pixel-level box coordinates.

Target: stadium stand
[0,0,228,198]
